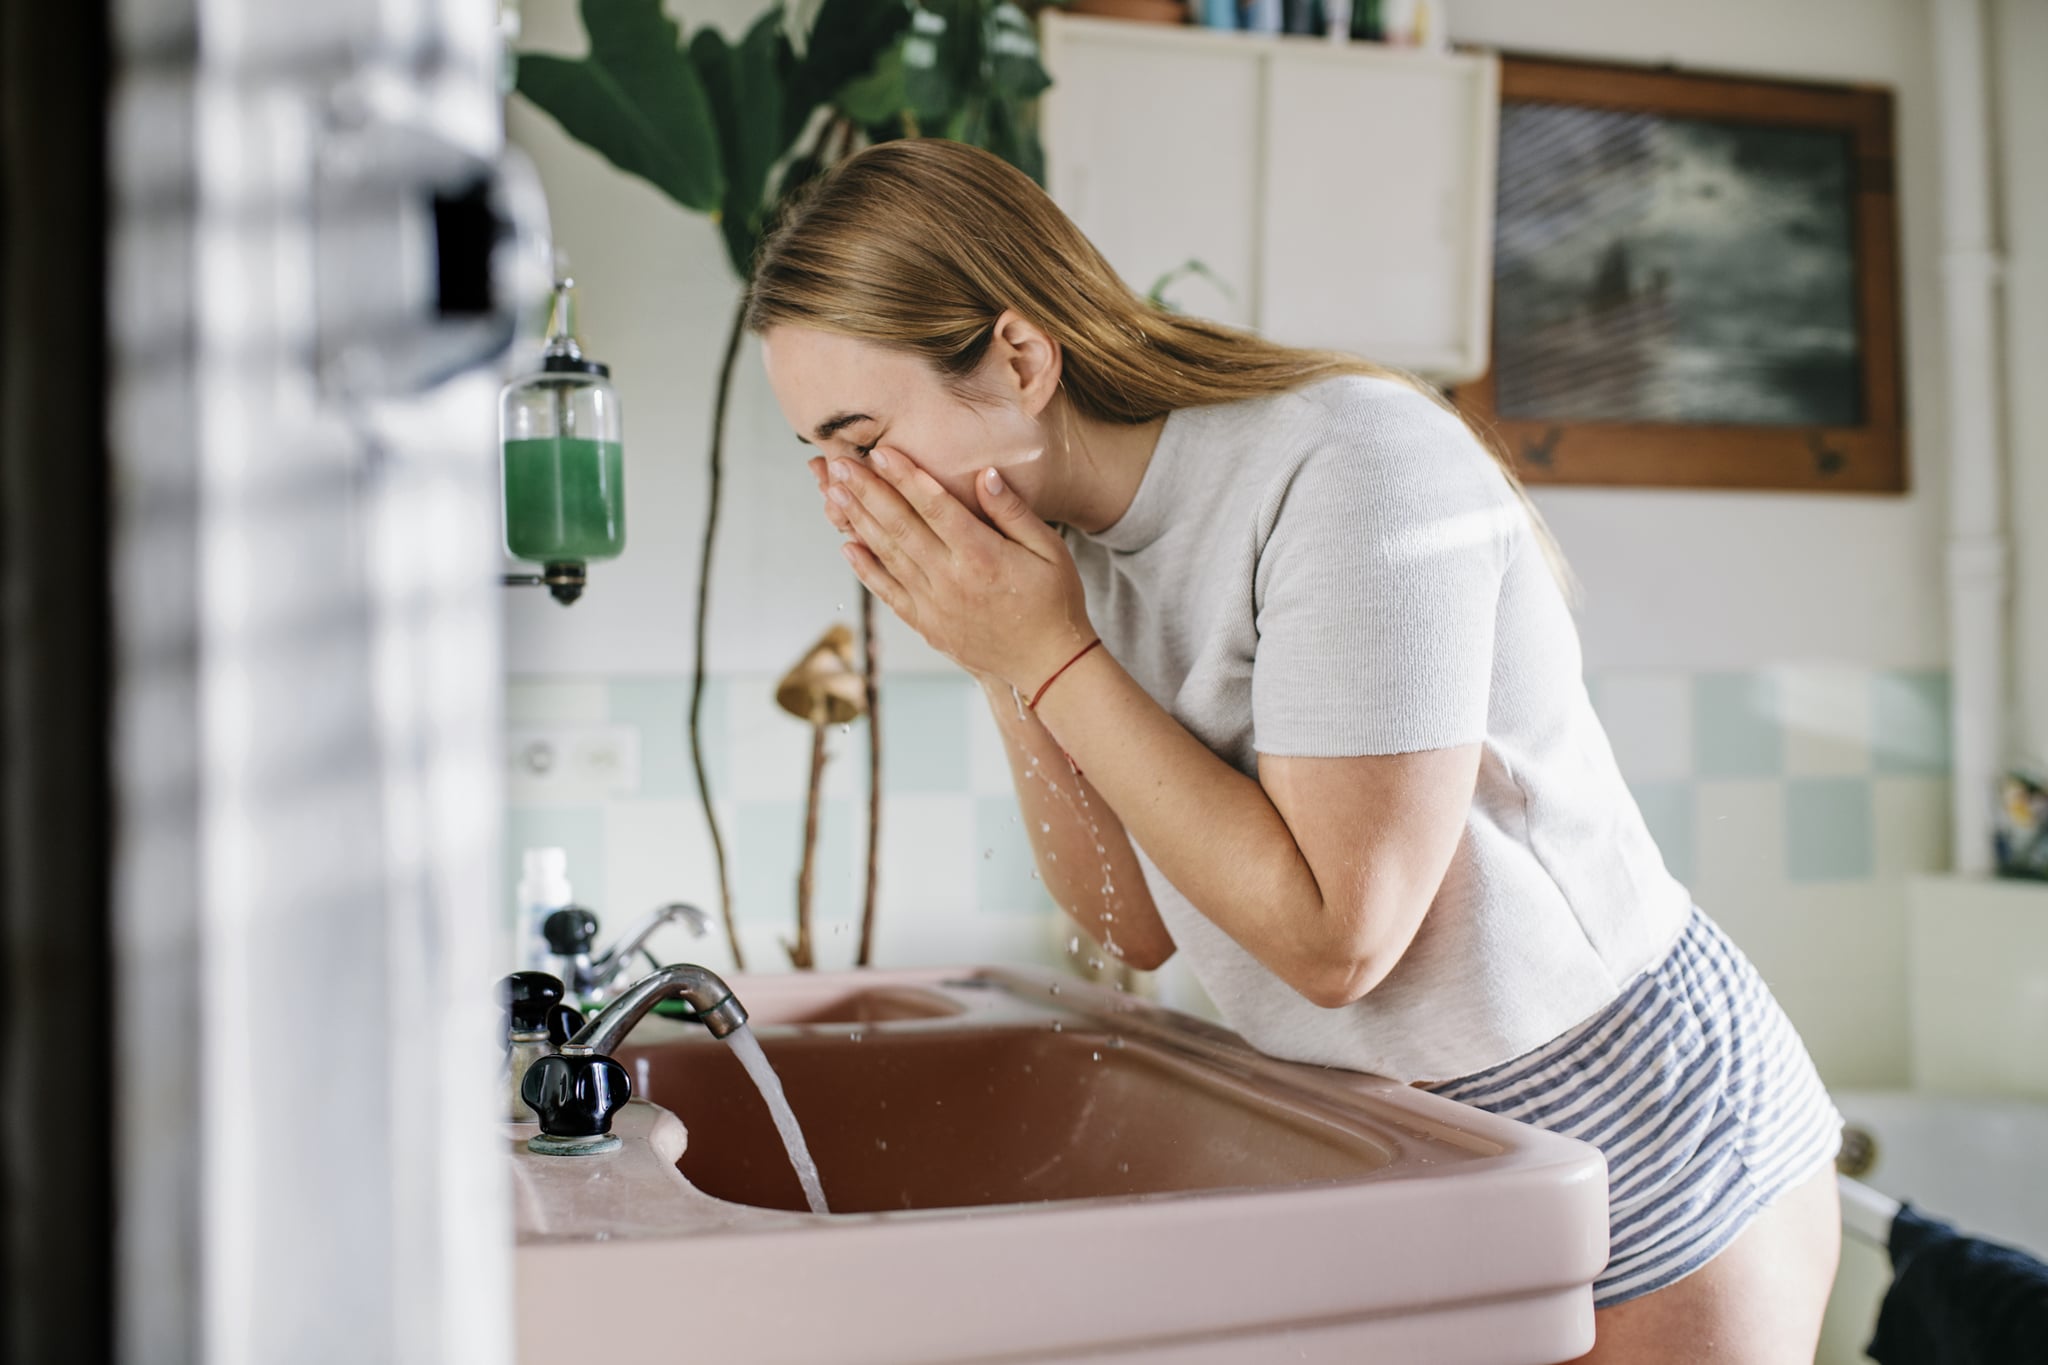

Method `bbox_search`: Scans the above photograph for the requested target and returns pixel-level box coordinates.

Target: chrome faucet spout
[592,901,710,980]
[565,962,749,1055]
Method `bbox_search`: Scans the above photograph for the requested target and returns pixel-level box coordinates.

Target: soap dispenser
[499,277,623,605]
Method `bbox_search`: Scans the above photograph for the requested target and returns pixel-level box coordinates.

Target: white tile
[1589,671,1692,781]
[1777,665,1874,776]
[725,677,822,802]
[1692,779,1786,891]
[601,799,724,960]
[505,678,608,724]
[874,794,975,926]
[1873,777,1952,877]
[1909,875,2048,1099]
[1701,881,1910,1089]
[968,689,1025,797]
[873,912,1054,969]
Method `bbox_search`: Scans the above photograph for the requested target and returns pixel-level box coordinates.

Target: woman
[746,138,1842,1362]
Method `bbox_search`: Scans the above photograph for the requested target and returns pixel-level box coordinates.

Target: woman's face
[760,325,1048,521]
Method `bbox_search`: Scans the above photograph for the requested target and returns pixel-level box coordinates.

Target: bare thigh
[1569,1162,1842,1365]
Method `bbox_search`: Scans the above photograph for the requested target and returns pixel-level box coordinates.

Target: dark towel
[1867,1202,2048,1364]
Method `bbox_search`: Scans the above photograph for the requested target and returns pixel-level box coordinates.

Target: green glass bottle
[500,280,624,600]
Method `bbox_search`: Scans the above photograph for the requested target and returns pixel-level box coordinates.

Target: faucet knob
[499,971,566,1035]
[542,906,599,957]
[547,1002,585,1046]
[521,1050,632,1140]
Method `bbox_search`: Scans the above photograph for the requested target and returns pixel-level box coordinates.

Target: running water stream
[722,1023,830,1214]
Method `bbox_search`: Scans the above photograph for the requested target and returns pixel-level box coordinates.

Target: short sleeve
[1251,389,1520,758]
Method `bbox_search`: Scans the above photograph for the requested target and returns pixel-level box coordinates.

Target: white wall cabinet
[1039,13,1499,383]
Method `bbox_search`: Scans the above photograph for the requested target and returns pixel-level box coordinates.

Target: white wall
[505,0,952,678]
[1450,0,1950,674]
[1997,0,2048,762]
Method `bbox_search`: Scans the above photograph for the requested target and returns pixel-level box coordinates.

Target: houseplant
[517,0,1057,968]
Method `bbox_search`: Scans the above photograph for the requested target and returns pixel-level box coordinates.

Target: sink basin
[621,1026,1402,1212]
[512,966,1608,1365]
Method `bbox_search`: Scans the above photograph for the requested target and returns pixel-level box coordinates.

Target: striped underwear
[1424,905,1843,1308]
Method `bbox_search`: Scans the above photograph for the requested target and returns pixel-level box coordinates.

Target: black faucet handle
[542,906,600,956]
[521,1051,632,1139]
[546,1002,585,1047]
[499,971,565,1034]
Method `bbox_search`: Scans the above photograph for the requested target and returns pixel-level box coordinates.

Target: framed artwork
[1453,56,1905,493]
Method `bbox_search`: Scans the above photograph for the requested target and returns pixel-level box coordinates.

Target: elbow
[1117,938,1176,974]
[1293,909,1412,1010]
[1297,954,1390,1010]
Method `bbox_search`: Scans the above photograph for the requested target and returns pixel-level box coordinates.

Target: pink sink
[511,966,1608,1364]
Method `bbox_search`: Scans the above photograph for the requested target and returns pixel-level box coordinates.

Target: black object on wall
[0,0,114,1358]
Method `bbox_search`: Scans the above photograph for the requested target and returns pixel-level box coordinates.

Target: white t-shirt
[1063,373,1693,1083]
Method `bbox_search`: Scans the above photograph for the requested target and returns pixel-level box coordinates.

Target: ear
[988,308,1063,419]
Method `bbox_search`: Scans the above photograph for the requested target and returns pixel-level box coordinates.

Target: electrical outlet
[507,725,641,804]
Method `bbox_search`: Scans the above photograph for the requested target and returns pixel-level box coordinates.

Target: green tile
[1872,670,1951,776]
[505,805,606,930]
[1786,777,1875,882]
[976,795,1054,916]
[732,797,855,930]
[879,674,971,794]
[606,677,694,800]
[1629,779,1696,885]
[1692,673,1783,778]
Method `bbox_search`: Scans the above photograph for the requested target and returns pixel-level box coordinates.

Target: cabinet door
[1258,46,1498,381]
[1039,23,1262,327]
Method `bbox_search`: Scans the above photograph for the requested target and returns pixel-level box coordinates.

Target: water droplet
[1049,984,1062,995]
[1088,957,1103,971]
[840,724,851,736]
[1092,1051,1101,1061]
[1095,843,1106,854]
[1051,1021,1063,1032]
[1103,912,1115,922]
[875,1137,888,1150]
[982,848,993,860]
[837,602,844,612]
[1041,821,1051,834]
[1029,869,1040,881]
[1114,981,1126,992]
[849,1030,863,1042]
[1117,1160,1129,1173]
[1067,935,1080,954]
[1048,852,1058,862]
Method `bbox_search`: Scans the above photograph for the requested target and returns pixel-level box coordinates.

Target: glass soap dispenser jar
[499,278,623,605]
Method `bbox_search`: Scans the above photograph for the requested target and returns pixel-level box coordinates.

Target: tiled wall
[508,665,1952,1087]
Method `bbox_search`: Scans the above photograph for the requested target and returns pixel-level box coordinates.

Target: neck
[1034,395,1167,534]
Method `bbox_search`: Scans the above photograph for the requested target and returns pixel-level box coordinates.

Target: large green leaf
[691,12,792,276]
[987,3,1051,102]
[834,44,907,126]
[514,0,724,212]
[800,0,914,110]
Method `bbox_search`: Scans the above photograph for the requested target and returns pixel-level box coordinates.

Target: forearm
[1026,648,1346,999]
[974,673,1174,970]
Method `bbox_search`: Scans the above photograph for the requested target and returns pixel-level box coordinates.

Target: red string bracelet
[1027,638,1102,712]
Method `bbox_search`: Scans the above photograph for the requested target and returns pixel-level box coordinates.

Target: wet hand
[819,447,1096,695]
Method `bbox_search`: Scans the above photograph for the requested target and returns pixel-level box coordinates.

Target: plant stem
[689,297,749,969]
[791,717,828,970]
[857,588,881,966]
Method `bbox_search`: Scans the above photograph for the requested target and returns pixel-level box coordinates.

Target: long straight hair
[744,138,1572,595]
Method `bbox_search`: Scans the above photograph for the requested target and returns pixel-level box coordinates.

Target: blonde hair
[744,138,1573,596]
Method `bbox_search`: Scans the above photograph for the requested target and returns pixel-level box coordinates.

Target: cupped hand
[812,447,1096,697]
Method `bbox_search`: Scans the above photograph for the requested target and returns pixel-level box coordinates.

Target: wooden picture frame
[1453,55,1905,493]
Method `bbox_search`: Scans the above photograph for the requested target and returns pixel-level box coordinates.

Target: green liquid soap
[502,437,625,562]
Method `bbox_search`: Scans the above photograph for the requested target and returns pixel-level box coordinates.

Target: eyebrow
[794,412,872,445]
